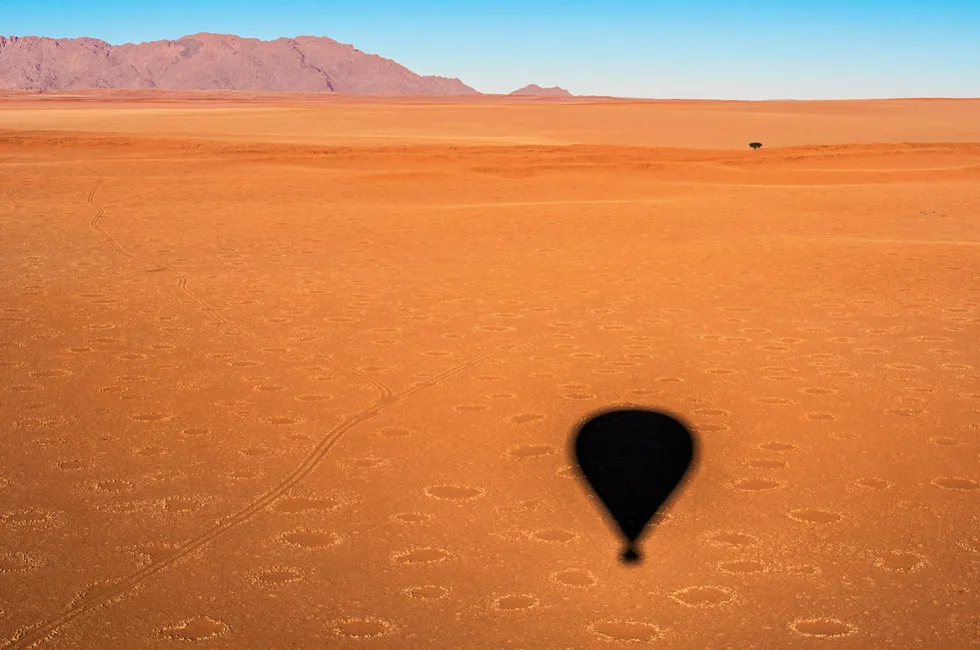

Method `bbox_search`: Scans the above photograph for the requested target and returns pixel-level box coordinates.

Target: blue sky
[3,1,979,98]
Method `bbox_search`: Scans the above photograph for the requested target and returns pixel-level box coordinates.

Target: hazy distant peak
[510,84,572,96]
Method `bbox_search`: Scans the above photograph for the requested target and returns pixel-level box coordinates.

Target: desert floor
[1,93,979,649]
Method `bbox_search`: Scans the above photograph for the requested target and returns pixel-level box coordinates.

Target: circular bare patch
[790,618,856,638]
[330,617,393,639]
[589,619,663,643]
[278,529,342,549]
[423,485,485,501]
[789,509,842,524]
[671,586,737,608]
[932,477,978,491]
[161,616,229,641]
[551,569,596,588]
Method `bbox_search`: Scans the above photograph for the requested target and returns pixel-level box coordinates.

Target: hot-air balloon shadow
[570,408,699,565]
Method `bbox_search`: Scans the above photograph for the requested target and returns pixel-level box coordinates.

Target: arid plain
[1,94,979,648]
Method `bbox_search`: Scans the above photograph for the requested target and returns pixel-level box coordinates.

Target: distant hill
[510,84,572,97]
[0,33,479,94]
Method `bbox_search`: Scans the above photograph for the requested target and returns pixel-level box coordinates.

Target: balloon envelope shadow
[571,408,698,565]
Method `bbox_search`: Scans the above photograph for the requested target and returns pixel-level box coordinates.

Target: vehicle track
[5,180,722,648]
[175,274,240,332]
[88,181,138,262]
[5,180,398,649]
[88,180,248,334]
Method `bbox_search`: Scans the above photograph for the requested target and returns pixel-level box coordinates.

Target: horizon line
[2,88,979,102]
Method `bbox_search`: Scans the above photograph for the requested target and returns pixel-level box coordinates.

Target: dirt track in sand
[1,94,978,648]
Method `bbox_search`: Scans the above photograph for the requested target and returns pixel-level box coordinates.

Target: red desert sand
[1,92,979,648]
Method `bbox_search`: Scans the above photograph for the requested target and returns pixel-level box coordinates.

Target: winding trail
[88,180,245,334]
[5,179,723,648]
[88,181,138,261]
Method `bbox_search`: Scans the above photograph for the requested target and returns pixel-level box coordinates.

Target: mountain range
[0,33,484,94]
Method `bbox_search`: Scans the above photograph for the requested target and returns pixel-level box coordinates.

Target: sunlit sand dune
[1,93,978,648]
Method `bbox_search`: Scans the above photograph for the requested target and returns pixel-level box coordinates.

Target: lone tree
[749,142,763,150]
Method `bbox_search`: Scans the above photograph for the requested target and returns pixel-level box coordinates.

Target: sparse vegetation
[750,142,763,149]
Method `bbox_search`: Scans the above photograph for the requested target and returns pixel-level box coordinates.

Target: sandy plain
[0,93,979,649]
